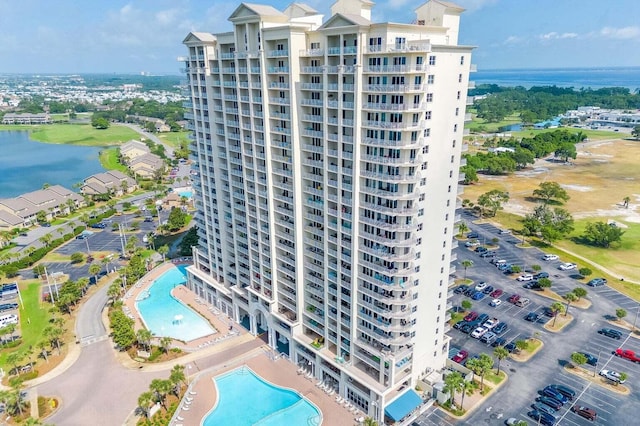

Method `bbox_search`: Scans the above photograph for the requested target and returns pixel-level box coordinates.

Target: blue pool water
[178,190,193,198]
[204,367,322,426]
[135,265,215,342]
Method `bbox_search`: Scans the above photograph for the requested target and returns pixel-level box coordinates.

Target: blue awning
[384,389,422,422]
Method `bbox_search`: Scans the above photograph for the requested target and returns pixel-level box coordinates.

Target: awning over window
[384,389,422,422]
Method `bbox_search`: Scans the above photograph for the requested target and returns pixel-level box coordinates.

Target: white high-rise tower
[182,0,474,421]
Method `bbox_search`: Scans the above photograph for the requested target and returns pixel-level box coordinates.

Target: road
[115,123,175,158]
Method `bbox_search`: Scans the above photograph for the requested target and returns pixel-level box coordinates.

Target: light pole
[187,364,193,386]
[84,237,91,256]
[633,305,640,332]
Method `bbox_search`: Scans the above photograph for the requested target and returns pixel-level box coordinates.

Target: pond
[0,130,106,198]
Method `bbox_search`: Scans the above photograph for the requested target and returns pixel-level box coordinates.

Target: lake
[0,130,106,198]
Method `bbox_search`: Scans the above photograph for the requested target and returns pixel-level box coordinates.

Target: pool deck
[173,351,361,426]
[122,262,249,352]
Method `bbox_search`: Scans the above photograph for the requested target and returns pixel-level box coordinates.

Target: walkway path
[116,123,174,158]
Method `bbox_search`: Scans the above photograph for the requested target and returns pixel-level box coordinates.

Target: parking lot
[414,218,640,426]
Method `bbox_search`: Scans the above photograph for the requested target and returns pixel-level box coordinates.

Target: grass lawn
[485,370,506,386]
[466,113,521,133]
[157,131,189,149]
[509,127,624,141]
[0,281,51,370]
[0,123,139,146]
[99,147,129,172]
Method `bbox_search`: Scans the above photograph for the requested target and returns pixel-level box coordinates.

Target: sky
[1,0,639,74]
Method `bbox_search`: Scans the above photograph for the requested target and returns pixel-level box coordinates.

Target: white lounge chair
[176,416,184,421]
[336,396,343,403]
[189,390,197,395]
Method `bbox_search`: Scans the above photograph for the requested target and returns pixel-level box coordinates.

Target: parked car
[525,312,540,322]
[489,299,502,307]
[490,288,503,298]
[492,337,507,348]
[523,281,542,290]
[536,396,564,410]
[515,298,530,307]
[464,311,478,322]
[542,254,559,261]
[451,350,469,364]
[499,229,512,235]
[508,294,521,304]
[467,232,479,239]
[504,341,517,353]
[542,386,568,404]
[477,314,490,324]
[479,251,497,258]
[470,327,487,340]
[598,328,622,339]
[464,287,476,297]
[453,285,469,294]
[453,320,469,330]
[542,307,558,317]
[534,272,550,279]
[465,240,480,247]
[614,348,640,363]
[576,351,598,366]
[471,291,486,301]
[587,278,607,287]
[482,285,495,294]
[532,402,557,416]
[528,410,556,426]
[517,274,534,282]
[571,405,597,421]
[599,369,625,384]
[493,322,508,335]
[480,331,497,344]
[475,282,488,291]
[558,262,577,271]
[475,246,488,253]
[548,384,576,401]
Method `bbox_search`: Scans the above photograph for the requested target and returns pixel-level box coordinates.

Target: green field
[99,147,129,172]
[157,131,190,149]
[466,113,522,133]
[509,127,624,141]
[0,123,139,146]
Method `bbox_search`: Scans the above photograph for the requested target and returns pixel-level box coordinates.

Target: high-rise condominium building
[182,0,473,421]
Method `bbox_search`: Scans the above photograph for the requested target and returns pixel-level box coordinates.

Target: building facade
[182,0,473,421]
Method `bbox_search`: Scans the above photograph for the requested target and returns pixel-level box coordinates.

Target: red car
[508,294,521,304]
[452,350,469,364]
[490,288,503,298]
[464,311,478,322]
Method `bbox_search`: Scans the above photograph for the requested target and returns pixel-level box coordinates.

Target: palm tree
[515,339,529,354]
[457,221,469,238]
[550,302,565,326]
[150,378,173,409]
[158,244,169,262]
[89,263,102,285]
[363,418,379,426]
[563,292,577,317]
[37,340,49,363]
[459,379,477,410]
[137,391,154,418]
[170,364,186,395]
[467,354,493,391]
[443,371,463,407]
[136,329,153,352]
[460,259,474,279]
[160,336,172,354]
[493,346,509,375]
[572,287,587,301]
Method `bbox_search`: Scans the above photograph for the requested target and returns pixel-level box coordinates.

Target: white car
[599,369,625,383]
[559,262,577,271]
[499,229,512,235]
[465,240,480,247]
[517,274,534,282]
[475,281,488,291]
[470,326,488,339]
[489,299,502,307]
[542,254,559,261]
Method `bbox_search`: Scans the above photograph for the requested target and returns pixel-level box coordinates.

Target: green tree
[563,292,577,316]
[70,252,85,264]
[461,300,472,311]
[459,379,477,410]
[554,143,577,162]
[477,189,510,217]
[582,221,625,248]
[160,336,173,354]
[631,125,640,140]
[149,378,173,409]
[578,267,592,278]
[531,264,542,273]
[616,308,627,322]
[550,302,565,327]
[91,116,110,129]
[88,263,102,284]
[460,164,479,185]
[622,196,631,208]
[509,265,522,274]
[458,222,469,238]
[572,287,587,301]
[532,181,570,205]
[538,277,552,289]
[167,207,188,231]
[170,364,186,393]
[137,391,154,419]
[158,244,169,262]
[460,260,474,279]
[136,328,153,352]
[571,351,587,368]
[522,205,574,243]
[493,346,509,375]
[443,371,463,407]
[515,340,529,354]
[363,417,379,426]
[467,353,493,391]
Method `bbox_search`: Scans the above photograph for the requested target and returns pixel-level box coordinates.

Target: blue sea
[474,67,640,91]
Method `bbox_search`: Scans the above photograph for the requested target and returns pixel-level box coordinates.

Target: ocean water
[474,67,640,91]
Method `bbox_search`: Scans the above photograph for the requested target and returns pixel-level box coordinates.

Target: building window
[427,75,435,84]
[425,111,432,120]
[417,238,422,245]
[458,73,463,83]
[415,265,420,272]
[424,128,430,137]
[444,227,448,234]
[455,107,459,116]
[451,155,455,163]
[416,56,424,65]
[452,140,456,147]
[441,254,445,260]
[418,208,424,216]
[453,124,458,132]
[429,55,436,65]
[422,145,429,154]
[460,56,465,65]
[311,42,320,49]
[421,162,427,170]
[419,194,425,201]
[420,178,426,185]
[426,93,433,102]
[449,171,453,178]
[457,91,461,100]
[448,185,451,193]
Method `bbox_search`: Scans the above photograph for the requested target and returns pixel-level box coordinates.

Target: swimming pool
[135,265,215,342]
[203,367,322,426]
[178,190,193,198]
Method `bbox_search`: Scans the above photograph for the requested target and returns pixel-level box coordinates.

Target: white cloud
[539,32,578,40]
[503,35,522,45]
[600,26,640,40]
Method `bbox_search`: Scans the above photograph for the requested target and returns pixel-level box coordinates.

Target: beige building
[0,185,85,227]
[2,113,52,124]
[129,153,165,179]
[120,140,150,161]
[81,170,138,198]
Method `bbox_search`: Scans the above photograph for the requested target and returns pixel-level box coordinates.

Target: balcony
[268,67,290,74]
[361,154,420,165]
[363,84,426,93]
[360,136,421,149]
[363,65,426,73]
[361,170,419,184]
[267,50,289,57]
[365,42,430,54]
[299,48,324,57]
